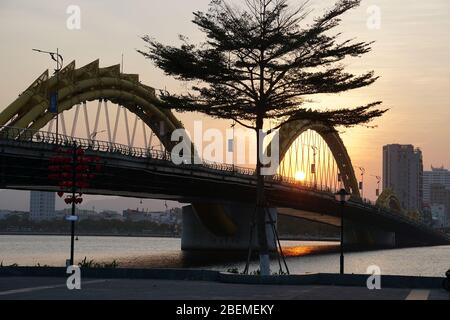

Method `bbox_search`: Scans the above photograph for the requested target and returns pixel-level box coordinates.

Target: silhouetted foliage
[139,0,386,130]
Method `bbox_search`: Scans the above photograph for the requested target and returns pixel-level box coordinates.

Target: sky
[0,0,449,210]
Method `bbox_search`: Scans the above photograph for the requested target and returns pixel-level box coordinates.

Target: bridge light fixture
[335,188,351,204]
[32,48,64,144]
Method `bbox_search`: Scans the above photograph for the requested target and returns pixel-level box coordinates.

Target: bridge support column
[344,220,396,249]
[181,204,277,251]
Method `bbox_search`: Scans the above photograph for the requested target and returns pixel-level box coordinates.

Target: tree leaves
[138,0,387,129]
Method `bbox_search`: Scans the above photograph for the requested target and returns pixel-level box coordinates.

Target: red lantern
[48,145,103,207]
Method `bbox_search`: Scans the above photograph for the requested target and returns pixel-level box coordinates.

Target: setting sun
[295,171,306,181]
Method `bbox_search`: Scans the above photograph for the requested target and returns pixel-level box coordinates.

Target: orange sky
[0,0,449,205]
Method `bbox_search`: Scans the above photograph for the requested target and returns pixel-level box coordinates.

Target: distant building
[123,209,149,222]
[423,166,450,204]
[421,204,433,226]
[123,208,182,225]
[382,144,423,212]
[59,208,98,221]
[430,204,447,228]
[29,191,56,220]
[429,183,450,227]
[0,210,11,220]
[99,210,123,220]
[430,183,447,204]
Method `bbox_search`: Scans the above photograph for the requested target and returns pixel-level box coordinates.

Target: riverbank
[0,232,337,241]
[0,231,180,238]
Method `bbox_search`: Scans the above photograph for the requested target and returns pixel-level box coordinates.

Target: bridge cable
[103,99,112,143]
[71,104,80,137]
[112,104,121,143]
[59,112,67,136]
[92,100,102,140]
[82,102,91,140]
[129,113,139,148]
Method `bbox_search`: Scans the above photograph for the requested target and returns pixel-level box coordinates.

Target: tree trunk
[255,114,270,276]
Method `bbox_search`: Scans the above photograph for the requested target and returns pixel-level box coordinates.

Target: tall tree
[138,0,387,275]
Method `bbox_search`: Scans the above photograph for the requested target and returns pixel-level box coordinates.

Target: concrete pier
[181,205,277,251]
[345,220,396,249]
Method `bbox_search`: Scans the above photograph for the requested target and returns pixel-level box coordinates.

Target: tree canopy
[138,0,387,131]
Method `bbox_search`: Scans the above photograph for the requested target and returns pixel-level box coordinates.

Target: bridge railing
[0,126,172,160]
[0,125,339,193]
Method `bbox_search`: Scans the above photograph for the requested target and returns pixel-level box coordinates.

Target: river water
[0,235,449,277]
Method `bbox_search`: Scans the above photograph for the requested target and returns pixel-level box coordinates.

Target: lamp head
[335,188,351,203]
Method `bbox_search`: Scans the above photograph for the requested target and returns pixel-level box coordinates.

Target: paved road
[0,277,449,300]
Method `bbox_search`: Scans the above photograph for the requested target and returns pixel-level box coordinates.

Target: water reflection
[117,242,340,269]
[281,243,339,257]
[0,235,448,277]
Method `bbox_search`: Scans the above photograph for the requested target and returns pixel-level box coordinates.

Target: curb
[218,272,445,289]
[0,267,446,289]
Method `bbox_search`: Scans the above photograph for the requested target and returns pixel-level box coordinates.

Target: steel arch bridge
[0,59,183,151]
[0,59,382,241]
[0,59,360,197]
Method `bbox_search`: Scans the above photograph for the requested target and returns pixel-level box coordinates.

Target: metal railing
[0,125,339,193]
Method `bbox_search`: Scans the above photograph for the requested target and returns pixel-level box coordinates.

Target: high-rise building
[430,204,447,227]
[29,191,56,220]
[423,166,450,204]
[429,183,450,227]
[382,144,423,212]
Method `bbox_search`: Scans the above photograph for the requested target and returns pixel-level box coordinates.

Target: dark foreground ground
[0,277,449,300]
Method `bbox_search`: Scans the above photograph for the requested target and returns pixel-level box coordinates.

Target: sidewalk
[0,277,449,300]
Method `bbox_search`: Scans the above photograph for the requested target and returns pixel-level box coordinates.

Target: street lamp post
[32,48,63,143]
[90,130,107,140]
[311,146,318,189]
[372,175,381,197]
[70,143,77,266]
[335,188,351,275]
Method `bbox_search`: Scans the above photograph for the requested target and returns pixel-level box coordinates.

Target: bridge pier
[345,220,396,249]
[181,204,277,251]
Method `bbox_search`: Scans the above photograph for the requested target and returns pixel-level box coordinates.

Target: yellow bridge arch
[0,59,361,236]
